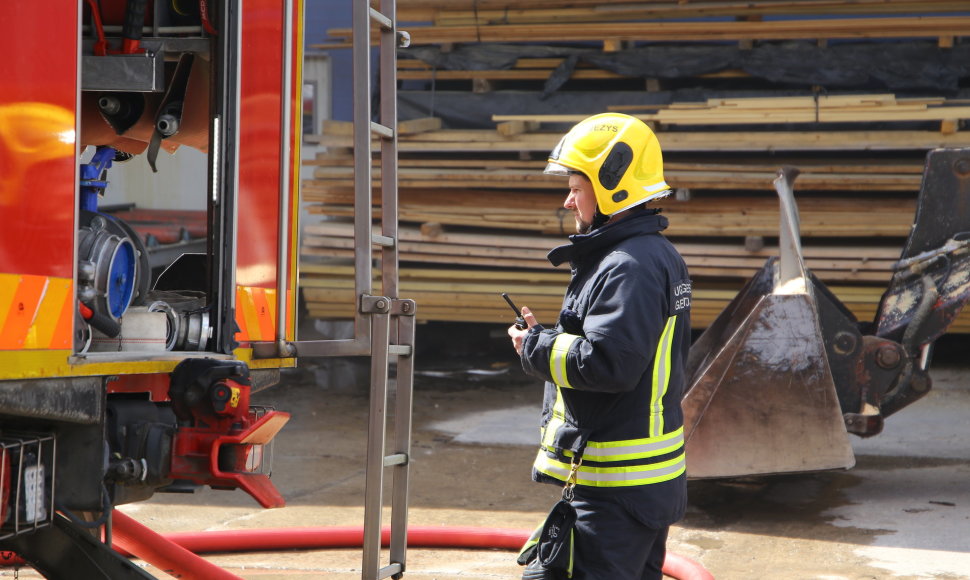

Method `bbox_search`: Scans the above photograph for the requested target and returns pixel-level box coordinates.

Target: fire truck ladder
[255,1,414,578]
[352,2,415,577]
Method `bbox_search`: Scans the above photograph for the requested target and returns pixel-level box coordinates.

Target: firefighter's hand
[508,307,538,355]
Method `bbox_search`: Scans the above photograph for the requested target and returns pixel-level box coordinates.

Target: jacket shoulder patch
[670,278,692,315]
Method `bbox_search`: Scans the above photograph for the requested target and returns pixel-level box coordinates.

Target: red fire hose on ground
[110,512,714,580]
[4,512,714,579]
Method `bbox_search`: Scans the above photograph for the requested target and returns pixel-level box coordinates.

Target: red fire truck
[0,1,413,578]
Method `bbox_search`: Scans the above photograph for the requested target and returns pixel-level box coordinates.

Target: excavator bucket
[683,148,970,479]
[683,168,854,478]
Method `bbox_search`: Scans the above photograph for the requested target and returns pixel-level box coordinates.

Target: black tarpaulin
[400,41,970,94]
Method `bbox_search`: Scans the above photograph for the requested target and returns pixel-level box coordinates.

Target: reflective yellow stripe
[541,388,567,449]
[518,523,542,560]
[568,530,575,576]
[583,426,684,462]
[650,316,677,437]
[549,333,579,389]
[535,449,686,487]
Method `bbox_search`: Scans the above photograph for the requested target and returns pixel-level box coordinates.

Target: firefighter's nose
[564,193,576,210]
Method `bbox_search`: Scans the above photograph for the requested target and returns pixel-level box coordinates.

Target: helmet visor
[543,161,574,176]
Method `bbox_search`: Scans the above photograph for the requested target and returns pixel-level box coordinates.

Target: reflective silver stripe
[549,333,580,389]
[583,427,684,462]
[534,450,686,487]
[650,316,677,437]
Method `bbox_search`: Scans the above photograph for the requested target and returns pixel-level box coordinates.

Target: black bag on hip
[517,499,577,579]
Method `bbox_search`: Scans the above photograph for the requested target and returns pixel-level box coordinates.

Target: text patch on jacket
[670,279,692,316]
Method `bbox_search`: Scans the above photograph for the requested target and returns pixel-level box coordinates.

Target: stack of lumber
[299,264,914,331]
[632,95,970,126]
[324,1,970,47]
[308,112,970,153]
[395,0,965,27]
[495,95,970,132]
[303,0,970,332]
[299,123,953,329]
[306,116,947,192]
[302,221,903,283]
[302,179,922,237]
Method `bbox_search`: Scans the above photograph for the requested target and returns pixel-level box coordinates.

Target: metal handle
[122,0,148,44]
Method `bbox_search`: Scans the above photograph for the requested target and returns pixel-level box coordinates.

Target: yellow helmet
[544,113,669,216]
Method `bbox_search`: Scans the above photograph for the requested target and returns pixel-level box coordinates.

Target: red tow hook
[209,410,291,508]
[170,408,291,509]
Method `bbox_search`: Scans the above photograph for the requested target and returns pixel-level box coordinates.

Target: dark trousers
[570,491,669,580]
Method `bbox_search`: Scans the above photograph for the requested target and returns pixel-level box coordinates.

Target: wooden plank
[485,95,969,126]
[403,0,968,27]
[329,16,970,45]
[397,0,964,14]
[307,151,925,175]
[398,117,443,135]
[653,106,970,125]
[706,94,904,109]
[496,120,542,136]
[321,119,354,136]
[322,118,443,136]
[308,129,970,152]
[309,164,922,191]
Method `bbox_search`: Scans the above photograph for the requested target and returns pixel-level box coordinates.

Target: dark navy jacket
[520,209,691,528]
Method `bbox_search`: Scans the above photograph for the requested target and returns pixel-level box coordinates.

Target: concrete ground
[4,326,970,579]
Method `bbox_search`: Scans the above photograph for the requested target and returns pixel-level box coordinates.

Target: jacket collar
[547,209,669,267]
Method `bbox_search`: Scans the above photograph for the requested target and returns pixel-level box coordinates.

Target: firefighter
[508,113,691,580]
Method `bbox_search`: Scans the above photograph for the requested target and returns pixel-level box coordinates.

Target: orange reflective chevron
[252,287,277,340]
[236,287,263,341]
[25,277,73,349]
[235,286,290,343]
[0,274,73,350]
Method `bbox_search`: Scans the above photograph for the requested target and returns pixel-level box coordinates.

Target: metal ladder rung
[370,121,394,139]
[368,7,393,30]
[372,233,395,247]
[383,453,408,467]
[378,563,403,579]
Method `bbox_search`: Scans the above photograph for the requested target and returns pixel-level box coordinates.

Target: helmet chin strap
[591,207,610,231]
[589,202,654,232]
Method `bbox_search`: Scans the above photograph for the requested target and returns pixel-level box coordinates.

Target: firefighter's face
[564,173,597,234]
